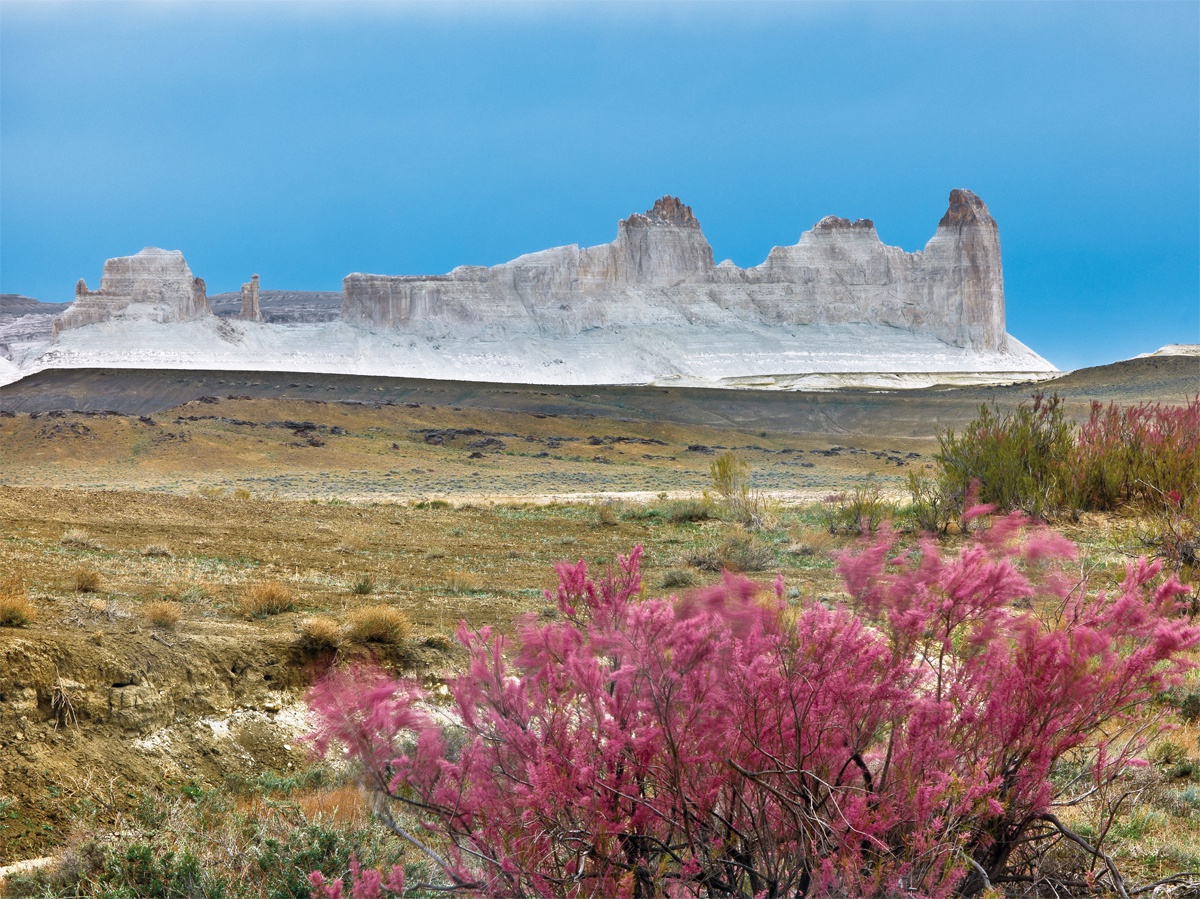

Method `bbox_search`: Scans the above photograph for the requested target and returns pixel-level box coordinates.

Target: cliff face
[53,248,210,336]
[342,190,1007,352]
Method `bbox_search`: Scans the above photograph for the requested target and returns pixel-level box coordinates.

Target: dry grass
[70,564,102,593]
[593,502,620,527]
[446,570,485,594]
[239,582,296,619]
[346,605,412,644]
[141,543,173,558]
[60,528,97,549]
[787,524,837,558]
[143,600,182,628]
[299,615,343,651]
[293,785,373,828]
[686,531,777,573]
[0,591,37,627]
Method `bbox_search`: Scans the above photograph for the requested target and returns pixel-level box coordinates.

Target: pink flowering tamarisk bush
[307,509,1198,899]
[1072,396,1200,512]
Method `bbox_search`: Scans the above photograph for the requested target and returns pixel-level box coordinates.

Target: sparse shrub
[1139,484,1200,584]
[821,475,893,535]
[423,633,455,652]
[905,466,954,535]
[309,519,1199,898]
[60,528,96,549]
[143,601,182,628]
[0,591,36,627]
[619,503,663,522]
[659,568,696,589]
[300,616,343,652]
[1179,691,1200,724]
[239,582,296,618]
[446,571,484,594]
[593,502,619,527]
[71,564,102,593]
[414,499,451,510]
[1151,740,1189,767]
[710,451,771,527]
[350,575,375,596]
[687,530,775,572]
[5,792,403,899]
[141,543,173,558]
[51,677,79,728]
[232,487,252,500]
[1162,784,1200,817]
[936,392,1075,521]
[663,496,714,524]
[786,524,836,558]
[345,606,411,644]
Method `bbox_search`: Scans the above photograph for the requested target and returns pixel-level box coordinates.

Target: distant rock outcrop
[240,274,262,322]
[342,190,1008,352]
[208,290,343,324]
[53,248,211,336]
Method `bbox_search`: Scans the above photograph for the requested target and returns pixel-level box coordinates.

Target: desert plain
[1,353,1198,891]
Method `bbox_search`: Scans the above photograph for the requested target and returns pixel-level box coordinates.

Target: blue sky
[1,1,1197,370]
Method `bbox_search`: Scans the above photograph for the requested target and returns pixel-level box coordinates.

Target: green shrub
[663,497,714,524]
[936,392,1075,521]
[905,468,954,535]
[821,475,893,535]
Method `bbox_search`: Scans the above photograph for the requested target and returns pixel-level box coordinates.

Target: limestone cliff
[53,248,211,336]
[342,190,1008,352]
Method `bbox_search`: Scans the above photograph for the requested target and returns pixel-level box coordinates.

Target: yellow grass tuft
[239,582,296,618]
[346,605,412,644]
[71,564,102,593]
[446,571,484,594]
[144,600,182,628]
[0,591,36,627]
[299,615,343,651]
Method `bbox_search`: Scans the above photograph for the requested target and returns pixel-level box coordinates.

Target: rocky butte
[21,190,1055,390]
[52,248,210,336]
[343,189,1007,353]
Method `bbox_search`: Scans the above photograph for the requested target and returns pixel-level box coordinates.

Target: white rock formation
[2,192,1055,391]
[53,248,210,336]
[240,274,262,322]
[343,190,1008,352]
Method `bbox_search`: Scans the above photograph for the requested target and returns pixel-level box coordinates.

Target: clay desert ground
[1,346,1199,892]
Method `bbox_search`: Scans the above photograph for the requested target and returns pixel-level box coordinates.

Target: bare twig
[1129,873,1200,896]
[1038,812,1129,899]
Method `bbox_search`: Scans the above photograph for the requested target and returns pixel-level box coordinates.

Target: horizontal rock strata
[53,248,210,336]
[342,190,1007,352]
